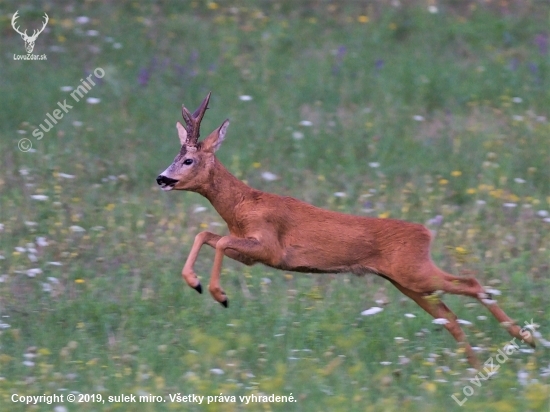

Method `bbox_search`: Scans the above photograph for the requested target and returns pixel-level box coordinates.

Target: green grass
[0,1,549,411]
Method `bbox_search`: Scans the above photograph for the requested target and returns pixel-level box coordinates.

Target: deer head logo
[11,10,49,54]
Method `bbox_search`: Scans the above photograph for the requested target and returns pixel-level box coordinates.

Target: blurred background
[0,1,549,410]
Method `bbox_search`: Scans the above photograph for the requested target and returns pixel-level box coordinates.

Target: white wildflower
[361,307,383,316]
[292,131,304,140]
[239,95,253,101]
[31,195,49,201]
[261,171,279,182]
[26,268,42,277]
[457,319,473,326]
[58,173,75,179]
[86,97,101,104]
[75,16,90,24]
[432,318,449,325]
[517,370,529,385]
[70,225,86,233]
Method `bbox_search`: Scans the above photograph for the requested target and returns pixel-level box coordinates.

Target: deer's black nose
[156,175,178,186]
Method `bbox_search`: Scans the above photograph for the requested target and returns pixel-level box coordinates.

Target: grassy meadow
[1,0,550,410]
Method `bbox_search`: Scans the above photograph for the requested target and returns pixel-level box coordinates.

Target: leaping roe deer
[156,92,535,368]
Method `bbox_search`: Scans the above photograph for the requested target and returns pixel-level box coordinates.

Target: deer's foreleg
[182,231,221,293]
[209,236,271,307]
[182,231,258,295]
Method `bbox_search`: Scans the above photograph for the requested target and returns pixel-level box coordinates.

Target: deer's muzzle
[156,175,178,191]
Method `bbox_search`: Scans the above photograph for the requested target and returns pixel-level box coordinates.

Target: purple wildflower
[138,67,151,87]
[332,45,347,75]
[529,62,541,84]
[427,215,443,226]
[534,33,548,55]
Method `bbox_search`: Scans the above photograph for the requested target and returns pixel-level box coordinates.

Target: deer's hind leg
[390,280,481,369]
[418,263,536,348]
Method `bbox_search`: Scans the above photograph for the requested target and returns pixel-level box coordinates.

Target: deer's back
[233,192,432,274]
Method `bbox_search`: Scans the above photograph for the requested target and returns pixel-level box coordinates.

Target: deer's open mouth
[156,175,178,191]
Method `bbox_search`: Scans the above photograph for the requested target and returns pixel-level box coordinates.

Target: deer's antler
[31,13,49,40]
[181,92,211,146]
[11,11,48,41]
[11,11,26,37]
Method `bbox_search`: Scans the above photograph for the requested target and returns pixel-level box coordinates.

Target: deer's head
[12,11,49,54]
[157,92,229,192]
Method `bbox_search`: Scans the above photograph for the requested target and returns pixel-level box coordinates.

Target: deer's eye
[183,159,193,166]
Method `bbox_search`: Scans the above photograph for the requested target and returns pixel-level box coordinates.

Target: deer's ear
[202,119,229,153]
[176,122,188,146]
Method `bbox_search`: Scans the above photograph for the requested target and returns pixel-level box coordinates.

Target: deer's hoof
[220,299,228,308]
[192,283,203,294]
[524,334,536,348]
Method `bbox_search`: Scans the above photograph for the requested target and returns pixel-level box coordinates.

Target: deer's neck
[195,158,253,228]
